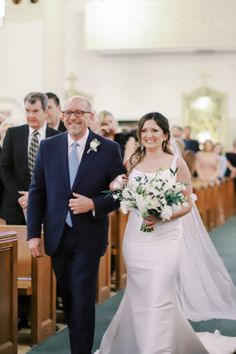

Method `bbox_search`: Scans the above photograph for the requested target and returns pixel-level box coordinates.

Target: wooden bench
[0,225,56,346]
[0,231,17,354]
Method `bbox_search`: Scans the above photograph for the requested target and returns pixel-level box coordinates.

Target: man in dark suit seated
[27,96,126,354]
[182,126,200,153]
[0,92,60,225]
[45,92,66,132]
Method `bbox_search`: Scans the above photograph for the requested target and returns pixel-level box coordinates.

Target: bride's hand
[109,174,128,191]
[143,215,160,226]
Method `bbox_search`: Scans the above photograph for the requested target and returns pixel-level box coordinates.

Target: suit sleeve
[93,142,126,218]
[27,143,46,239]
[0,129,19,194]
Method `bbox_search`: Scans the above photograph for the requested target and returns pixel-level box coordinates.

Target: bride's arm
[170,157,193,220]
[109,174,128,191]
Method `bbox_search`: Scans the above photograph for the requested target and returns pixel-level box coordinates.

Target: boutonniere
[87,138,101,154]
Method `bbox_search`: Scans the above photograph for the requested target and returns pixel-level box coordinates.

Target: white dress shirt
[28,124,47,154]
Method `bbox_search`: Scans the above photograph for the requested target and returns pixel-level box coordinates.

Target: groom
[27,96,126,354]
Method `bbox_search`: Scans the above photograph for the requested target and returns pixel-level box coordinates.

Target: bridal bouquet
[109,169,188,232]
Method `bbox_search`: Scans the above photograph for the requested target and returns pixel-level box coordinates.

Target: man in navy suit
[27,96,126,354]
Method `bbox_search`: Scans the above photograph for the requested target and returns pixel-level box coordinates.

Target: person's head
[62,96,92,140]
[203,139,214,152]
[182,126,191,139]
[0,113,6,125]
[0,119,14,146]
[214,142,223,155]
[130,112,172,169]
[24,92,48,130]
[45,92,62,129]
[98,110,117,138]
[171,125,182,139]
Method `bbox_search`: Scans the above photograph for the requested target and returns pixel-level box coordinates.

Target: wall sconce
[12,0,39,4]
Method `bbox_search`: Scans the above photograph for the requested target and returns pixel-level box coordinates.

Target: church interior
[0,1,236,353]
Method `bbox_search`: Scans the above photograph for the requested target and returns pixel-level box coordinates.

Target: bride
[95,112,236,354]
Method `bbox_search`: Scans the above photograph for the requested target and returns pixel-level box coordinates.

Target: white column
[43,0,66,100]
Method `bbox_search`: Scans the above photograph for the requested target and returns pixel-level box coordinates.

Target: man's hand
[28,238,42,258]
[18,191,29,209]
[69,193,95,214]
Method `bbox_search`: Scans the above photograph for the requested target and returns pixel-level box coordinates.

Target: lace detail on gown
[95,158,236,354]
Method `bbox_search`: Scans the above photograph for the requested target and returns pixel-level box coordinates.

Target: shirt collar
[68,128,89,148]
[29,123,47,137]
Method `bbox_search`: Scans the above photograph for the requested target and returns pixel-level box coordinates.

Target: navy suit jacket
[27,130,126,258]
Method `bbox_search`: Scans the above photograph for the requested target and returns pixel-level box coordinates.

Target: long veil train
[177,204,236,321]
[172,138,236,321]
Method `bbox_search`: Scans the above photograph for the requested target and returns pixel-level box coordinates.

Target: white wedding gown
[95,158,236,354]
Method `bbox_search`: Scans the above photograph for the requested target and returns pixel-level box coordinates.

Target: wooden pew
[224,177,235,218]
[0,231,17,354]
[0,225,56,346]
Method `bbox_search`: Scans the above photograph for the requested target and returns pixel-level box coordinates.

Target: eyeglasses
[63,110,91,119]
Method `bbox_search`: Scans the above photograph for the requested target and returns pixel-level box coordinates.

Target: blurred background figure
[171,125,185,155]
[0,113,6,125]
[213,142,228,180]
[182,125,200,153]
[0,119,14,147]
[98,110,118,140]
[46,92,66,132]
[88,109,99,132]
[225,137,236,182]
[97,110,131,160]
[195,139,220,184]
[171,125,183,139]
[182,149,196,177]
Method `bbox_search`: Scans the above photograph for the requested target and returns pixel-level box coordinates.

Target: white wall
[64,0,236,146]
[0,0,235,146]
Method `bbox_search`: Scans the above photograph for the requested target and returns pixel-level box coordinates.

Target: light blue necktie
[66,142,80,227]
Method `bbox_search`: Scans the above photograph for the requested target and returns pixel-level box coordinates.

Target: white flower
[106,169,188,232]
[87,138,101,154]
[160,205,173,220]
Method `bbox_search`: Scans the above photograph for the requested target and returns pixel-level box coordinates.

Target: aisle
[27,216,236,354]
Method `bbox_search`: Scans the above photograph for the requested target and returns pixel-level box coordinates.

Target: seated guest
[225,137,236,181]
[97,110,130,159]
[0,119,14,147]
[45,92,66,132]
[213,142,228,179]
[195,139,220,184]
[171,124,182,137]
[182,126,200,153]
[182,149,196,177]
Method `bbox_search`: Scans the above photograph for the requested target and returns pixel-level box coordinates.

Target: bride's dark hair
[129,112,173,171]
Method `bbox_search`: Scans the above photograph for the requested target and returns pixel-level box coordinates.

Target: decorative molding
[182,85,227,144]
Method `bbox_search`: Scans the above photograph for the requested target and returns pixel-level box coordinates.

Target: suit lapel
[22,125,30,178]
[71,130,99,190]
[59,133,71,192]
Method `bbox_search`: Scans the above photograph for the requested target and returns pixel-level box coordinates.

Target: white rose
[160,205,173,221]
